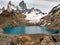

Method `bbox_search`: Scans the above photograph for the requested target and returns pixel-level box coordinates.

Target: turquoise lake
[3,26,59,34]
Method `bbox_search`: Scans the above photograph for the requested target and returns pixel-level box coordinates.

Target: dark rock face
[19,0,27,9]
[49,4,60,15]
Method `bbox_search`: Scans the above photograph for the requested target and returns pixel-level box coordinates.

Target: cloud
[29,0,60,7]
[45,0,60,2]
[30,0,60,2]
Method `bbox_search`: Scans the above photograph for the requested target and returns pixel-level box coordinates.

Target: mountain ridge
[40,4,60,30]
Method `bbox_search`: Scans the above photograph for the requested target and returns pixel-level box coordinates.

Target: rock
[0,34,60,45]
[56,42,60,45]
[41,40,47,45]
[43,36,52,42]
[19,36,32,42]
[40,35,57,45]
[19,0,27,9]
[48,42,55,45]
[41,36,51,45]
[0,28,4,33]
[7,1,15,12]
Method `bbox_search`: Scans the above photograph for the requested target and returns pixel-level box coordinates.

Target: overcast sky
[0,0,60,13]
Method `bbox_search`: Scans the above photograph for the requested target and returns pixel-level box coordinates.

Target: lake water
[3,26,60,34]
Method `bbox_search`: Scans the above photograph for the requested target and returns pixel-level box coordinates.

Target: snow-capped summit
[25,9,47,24]
[25,8,46,15]
[19,0,27,10]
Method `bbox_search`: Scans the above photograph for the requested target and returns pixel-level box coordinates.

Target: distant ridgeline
[7,0,27,13]
[0,0,46,15]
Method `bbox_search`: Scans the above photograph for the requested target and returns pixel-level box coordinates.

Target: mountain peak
[19,0,27,9]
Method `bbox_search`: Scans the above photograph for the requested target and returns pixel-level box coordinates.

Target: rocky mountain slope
[0,10,28,28]
[40,4,60,30]
[0,10,44,28]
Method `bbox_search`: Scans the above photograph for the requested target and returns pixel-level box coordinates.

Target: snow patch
[25,11,47,23]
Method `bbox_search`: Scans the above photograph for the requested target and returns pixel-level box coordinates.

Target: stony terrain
[0,28,60,45]
[0,33,60,45]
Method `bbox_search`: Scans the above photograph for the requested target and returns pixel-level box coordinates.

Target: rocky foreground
[0,28,60,45]
[0,33,60,45]
[0,27,60,45]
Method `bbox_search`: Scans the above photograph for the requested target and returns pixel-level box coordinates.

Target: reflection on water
[3,26,59,34]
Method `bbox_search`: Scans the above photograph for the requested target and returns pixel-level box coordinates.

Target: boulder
[0,28,4,33]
